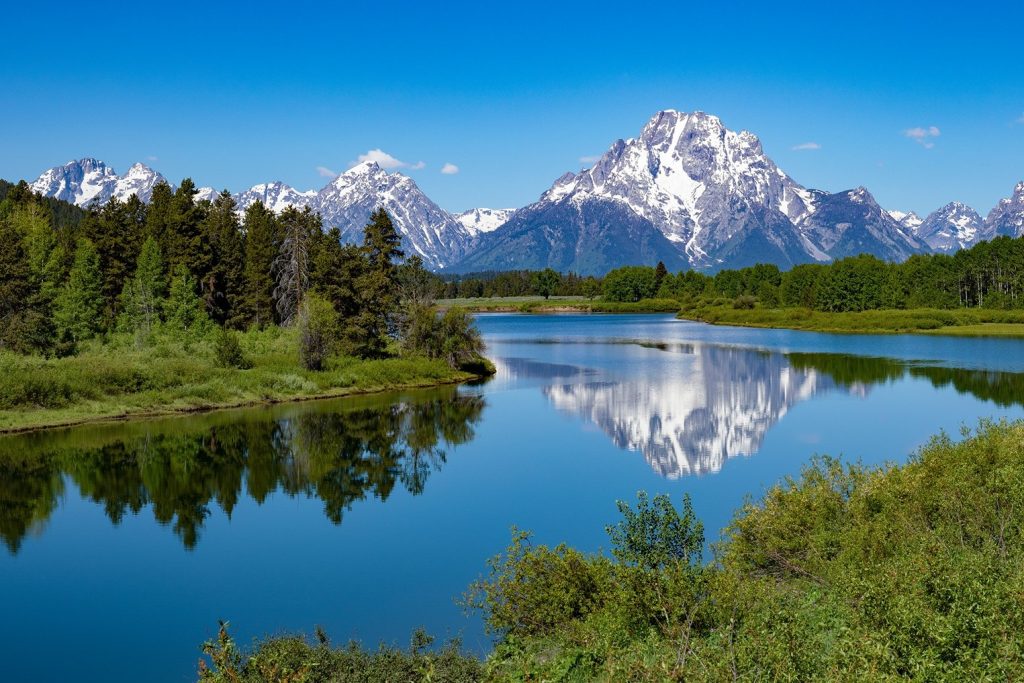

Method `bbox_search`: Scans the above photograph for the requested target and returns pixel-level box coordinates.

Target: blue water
[2,313,1023,682]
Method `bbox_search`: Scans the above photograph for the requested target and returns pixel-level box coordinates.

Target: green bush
[297,293,339,371]
[213,329,252,369]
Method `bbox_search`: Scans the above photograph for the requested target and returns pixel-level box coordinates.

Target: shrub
[213,329,252,369]
[733,294,757,309]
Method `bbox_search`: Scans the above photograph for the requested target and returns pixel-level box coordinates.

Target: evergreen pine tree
[82,196,145,322]
[165,264,210,341]
[241,201,281,328]
[346,208,404,357]
[118,237,165,342]
[199,191,245,327]
[0,218,36,351]
[54,239,104,343]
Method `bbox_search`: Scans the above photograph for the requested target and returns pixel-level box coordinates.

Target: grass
[0,326,479,434]
[678,302,1024,337]
[436,296,682,313]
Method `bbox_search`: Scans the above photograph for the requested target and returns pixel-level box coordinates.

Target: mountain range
[27,111,1024,274]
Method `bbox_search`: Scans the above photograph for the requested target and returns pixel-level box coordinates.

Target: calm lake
[3,313,1024,682]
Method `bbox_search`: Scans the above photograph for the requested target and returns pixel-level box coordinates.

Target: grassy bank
[437,296,681,313]
[0,327,481,434]
[678,301,1024,336]
[200,419,1024,681]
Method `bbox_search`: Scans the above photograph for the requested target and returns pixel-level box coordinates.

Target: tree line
[0,179,482,369]
[446,235,1024,312]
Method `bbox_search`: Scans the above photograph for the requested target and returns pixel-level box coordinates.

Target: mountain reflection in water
[503,343,1024,478]
[0,388,485,554]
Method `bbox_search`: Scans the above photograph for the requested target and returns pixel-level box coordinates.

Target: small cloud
[440,163,460,175]
[353,149,425,171]
[791,142,821,151]
[316,165,338,178]
[904,125,941,148]
[579,155,601,164]
[1016,113,1024,125]
[147,155,159,162]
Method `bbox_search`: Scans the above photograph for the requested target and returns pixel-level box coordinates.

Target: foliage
[297,292,338,371]
[530,268,560,299]
[118,237,165,344]
[602,266,659,302]
[273,206,319,325]
[400,304,488,371]
[198,623,483,683]
[53,239,104,343]
[213,328,252,369]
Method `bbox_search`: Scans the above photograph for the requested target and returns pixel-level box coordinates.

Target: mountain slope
[982,182,1024,239]
[915,202,983,252]
[799,188,926,261]
[312,162,472,269]
[455,194,688,275]
[454,208,514,236]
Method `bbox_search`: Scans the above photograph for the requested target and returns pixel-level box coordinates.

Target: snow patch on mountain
[30,158,167,206]
[454,208,514,235]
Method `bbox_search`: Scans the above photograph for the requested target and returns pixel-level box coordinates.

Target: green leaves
[606,492,704,572]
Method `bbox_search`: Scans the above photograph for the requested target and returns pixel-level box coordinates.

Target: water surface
[2,314,1023,682]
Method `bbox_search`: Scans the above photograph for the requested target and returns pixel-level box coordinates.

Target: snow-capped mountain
[234,181,315,214]
[30,158,167,206]
[452,110,927,274]
[454,208,514,236]
[311,162,472,269]
[888,210,923,233]
[799,187,925,262]
[193,187,221,203]
[982,181,1024,239]
[915,202,983,252]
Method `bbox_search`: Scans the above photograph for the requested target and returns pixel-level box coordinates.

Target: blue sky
[2,1,1022,215]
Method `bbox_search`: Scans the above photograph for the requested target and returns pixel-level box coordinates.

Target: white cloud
[791,142,821,151]
[904,126,941,148]
[440,162,460,175]
[579,155,601,164]
[147,155,159,162]
[353,148,425,171]
[316,165,338,178]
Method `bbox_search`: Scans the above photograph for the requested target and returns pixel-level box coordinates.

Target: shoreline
[438,297,682,314]
[676,308,1024,338]
[0,370,483,437]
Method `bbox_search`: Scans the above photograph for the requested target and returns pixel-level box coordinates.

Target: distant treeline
[0,178,480,367]
[445,235,1024,312]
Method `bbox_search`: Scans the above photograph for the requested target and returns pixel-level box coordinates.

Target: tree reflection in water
[0,387,485,553]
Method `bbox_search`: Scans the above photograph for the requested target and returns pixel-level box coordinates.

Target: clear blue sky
[2,1,1022,216]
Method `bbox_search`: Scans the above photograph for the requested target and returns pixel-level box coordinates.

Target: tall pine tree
[118,237,165,343]
[199,191,245,327]
[241,201,281,328]
[273,206,320,325]
[54,239,104,343]
[346,208,404,357]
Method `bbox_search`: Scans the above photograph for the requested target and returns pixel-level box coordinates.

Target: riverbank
[0,327,485,434]
[678,303,1024,337]
[436,296,682,313]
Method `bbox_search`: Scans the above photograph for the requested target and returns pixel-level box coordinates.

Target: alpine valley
[29,110,1024,275]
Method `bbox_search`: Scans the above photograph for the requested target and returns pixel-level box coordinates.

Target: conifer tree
[241,201,281,328]
[82,196,145,322]
[165,264,210,341]
[311,227,364,319]
[200,191,245,327]
[118,237,165,342]
[54,239,104,343]
[346,208,404,357]
[0,218,36,351]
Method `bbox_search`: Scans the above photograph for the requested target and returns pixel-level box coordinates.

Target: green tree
[81,196,145,321]
[531,268,560,299]
[200,191,245,327]
[165,264,210,341]
[54,239,104,343]
[346,209,404,358]
[241,201,281,328]
[118,237,165,342]
[603,266,658,302]
[297,292,339,371]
